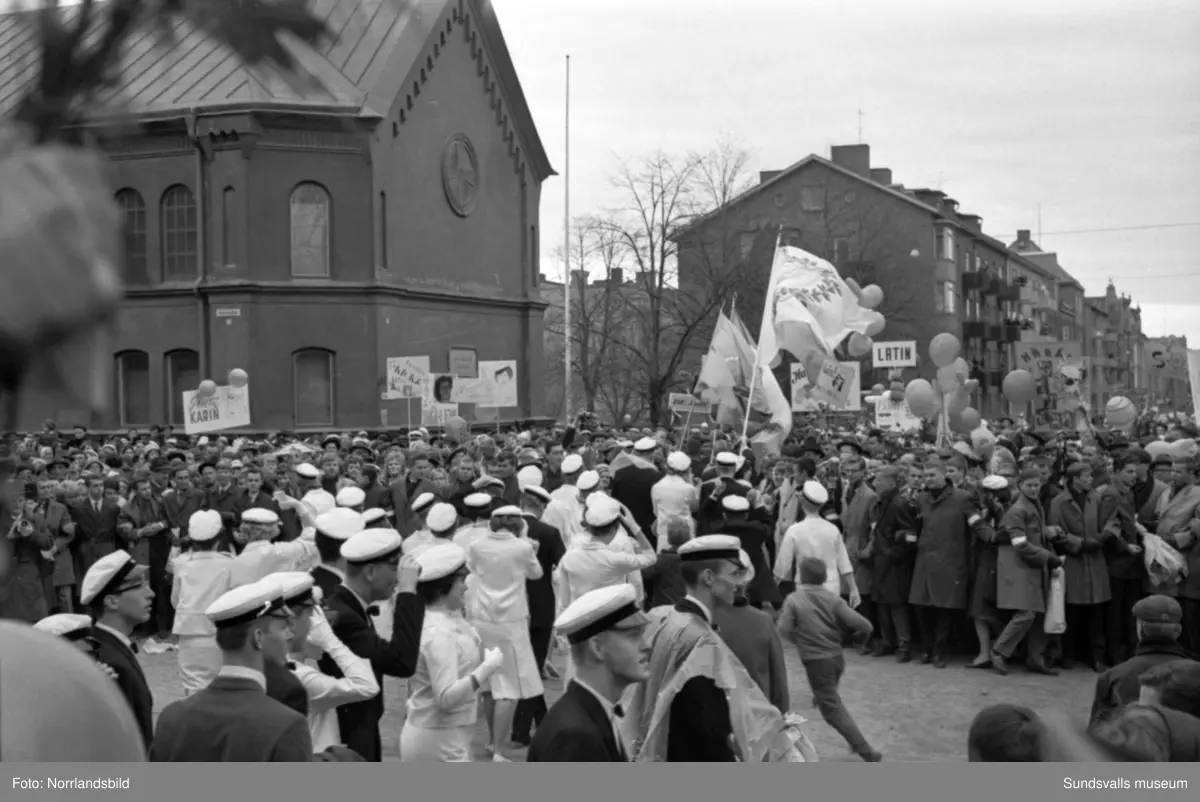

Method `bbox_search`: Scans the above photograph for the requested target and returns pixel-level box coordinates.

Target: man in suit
[609,438,664,538]
[150,579,313,761]
[696,452,749,534]
[319,529,424,762]
[79,550,156,751]
[162,465,205,544]
[310,508,362,601]
[512,485,566,745]
[528,584,649,762]
[69,474,121,581]
[206,459,249,551]
[36,477,75,613]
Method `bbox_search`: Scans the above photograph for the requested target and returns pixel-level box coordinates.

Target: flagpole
[562,54,572,422]
[739,231,783,446]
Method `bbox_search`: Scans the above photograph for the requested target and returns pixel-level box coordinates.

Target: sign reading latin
[872,341,918,368]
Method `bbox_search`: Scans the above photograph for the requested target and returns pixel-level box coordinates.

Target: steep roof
[0,0,551,177]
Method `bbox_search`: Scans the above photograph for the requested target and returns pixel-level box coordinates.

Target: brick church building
[0,0,554,432]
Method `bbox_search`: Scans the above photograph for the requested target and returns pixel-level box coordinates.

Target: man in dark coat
[609,439,663,537]
[1089,595,1197,727]
[908,461,995,668]
[205,459,250,551]
[150,580,312,762]
[264,654,309,717]
[1098,452,1150,666]
[528,584,649,762]
[69,474,121,581]
[513,486,566,746]
[319,529,424,762]
[80,550,155,751]
[696,452,748,535]
[869,466,919,661]
[718,495,780,609]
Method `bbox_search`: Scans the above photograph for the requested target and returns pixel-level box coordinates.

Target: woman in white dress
[399,543,504,762]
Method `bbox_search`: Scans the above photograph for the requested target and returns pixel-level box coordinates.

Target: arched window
[115,189,148,285]
[115,350,151,426]
[164,349,200,426]
[290,182,331,277]
[161,184,198,279]
[294,349,334,426]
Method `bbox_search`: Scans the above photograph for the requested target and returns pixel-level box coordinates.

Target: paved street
[141,642,1097,762]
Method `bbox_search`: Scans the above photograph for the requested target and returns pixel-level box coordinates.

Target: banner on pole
[874,396,921,432]
[182,385,251,435]
[790,362,861,412]
[872,341,918,368]
[423,373,459,425]
[668,393,713,416]
[383,356,430,400]
[450,377,498,405]
[477,360,518,407]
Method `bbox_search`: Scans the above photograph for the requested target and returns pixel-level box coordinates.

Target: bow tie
[612,704,625,718]
[129,641,139,654]
[366,605,380,617]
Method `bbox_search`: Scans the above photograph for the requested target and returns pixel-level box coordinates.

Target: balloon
[865,312,886,337]
[1105,396,1137,428]
[197,380,217,399]
[860,284,884,309]
[936,364,960,390]
[228,368,249,388]
[844,277,864,299]
[964,378,980,393]
[929,333,961,368]
[847,332,872,357]
[1002,369,1036,405]
[959,407,982,431]
[871,384,885,394]
[946,388,968,417]
[953,357,970,381]
[889,389,904,403]
[905,379,937,418]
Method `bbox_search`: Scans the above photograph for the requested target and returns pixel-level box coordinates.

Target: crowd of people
[1,410,1199,762]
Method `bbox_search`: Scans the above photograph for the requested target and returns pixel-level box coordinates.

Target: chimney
[959,214,982,233]
[608,267,623,285]
[1017,229,1031,241]
[759,170,782,184]
[869,168,892,185]
[829,144,870,178]
[942,197,959,214]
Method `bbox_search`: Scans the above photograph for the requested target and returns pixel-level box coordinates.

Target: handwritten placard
[182,384,251,435]
[384,356,429,400]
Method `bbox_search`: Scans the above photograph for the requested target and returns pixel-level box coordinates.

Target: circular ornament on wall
[442,133,479,217]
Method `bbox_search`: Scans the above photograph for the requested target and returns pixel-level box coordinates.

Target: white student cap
[473,476,505,491]
[677,534,743,563]
[265,572,316,606]
[79,551,148,607]
[634,437,657,452]
[584,496,622,528]
[560,454,584,475]
[554,584,647,645]
[301,489,337,517]
[666,452,691,472]
[205,580,288,628]
[522,485,552,504]
[188,509,223,542]
[722,495,750,513]
[981,475,1008,491]
[577,470,601,492]
[491,505,523,518]
[415,543,467,582]
[463,492,492,510]
[335,487,366,508]
[426,503,459,534]
[411,492,437,513]
[801,480,829,506]
[517,465,544,488]
[294,463,321,480]
[715,452,738,467]
[362,508,388,525]
[315,508,365,541]
[34,613,93,641]
[242,507,279,526]
[340,529,404,564]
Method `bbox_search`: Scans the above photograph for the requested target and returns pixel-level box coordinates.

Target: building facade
[2,0,553,432]
[1082,283,1147,411]
[1144,335,1193,412]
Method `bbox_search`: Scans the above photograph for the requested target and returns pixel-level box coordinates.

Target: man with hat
[230,507,320,587]
[546,454,586,545]
[609,437,663,539]
[527,584,649,761]
[1098,451,1151,665]
[651,451,699,552]
[35,612,121,680]
[335,486,367,511]
[151,580,314,761]
[79,549,156,750]
[626,535,783,762]
[320,529,424,762]
[720,495,780,610]
[775,481,857,603]
[556,496,656,615]
[407,490,438,533]
[512,483,566,746]
[403,502,459,557]
[1147,454,1200,652]
[1089,595,1197,727]
[697,452,748,535]
[310,508,363,600]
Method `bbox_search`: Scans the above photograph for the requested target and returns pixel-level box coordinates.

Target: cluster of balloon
[842,278,887,355]
[904,333,980,433]
[196,369,249,399]
[887,369,905,403]
[1105,396,1137,429]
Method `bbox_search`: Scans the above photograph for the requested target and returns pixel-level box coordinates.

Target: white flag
[757,245,876,369]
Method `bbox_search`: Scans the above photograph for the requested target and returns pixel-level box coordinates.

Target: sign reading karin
[182,384,251,435]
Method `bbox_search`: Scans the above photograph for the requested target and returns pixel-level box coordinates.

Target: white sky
[4,1,1197,340]
[495,0,1200,340]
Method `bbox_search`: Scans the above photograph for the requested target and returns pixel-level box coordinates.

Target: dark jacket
[869,489,918,606]
[642,549,685,609]
[310,565,343,602]
[318,586,424,762]
[1089,638,1197,727]
[69,497,121,576]
[92,626,154,751]
[667,598,737,762]
[523,514,565,630]
[527,680,627,762]
[722,519,782,607]
[712,599,789,713]
[610,464,662,536]
[696,478,749,535]
[265,658,309,717]
[150,676,313,762]
[1097,484,1146,581]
